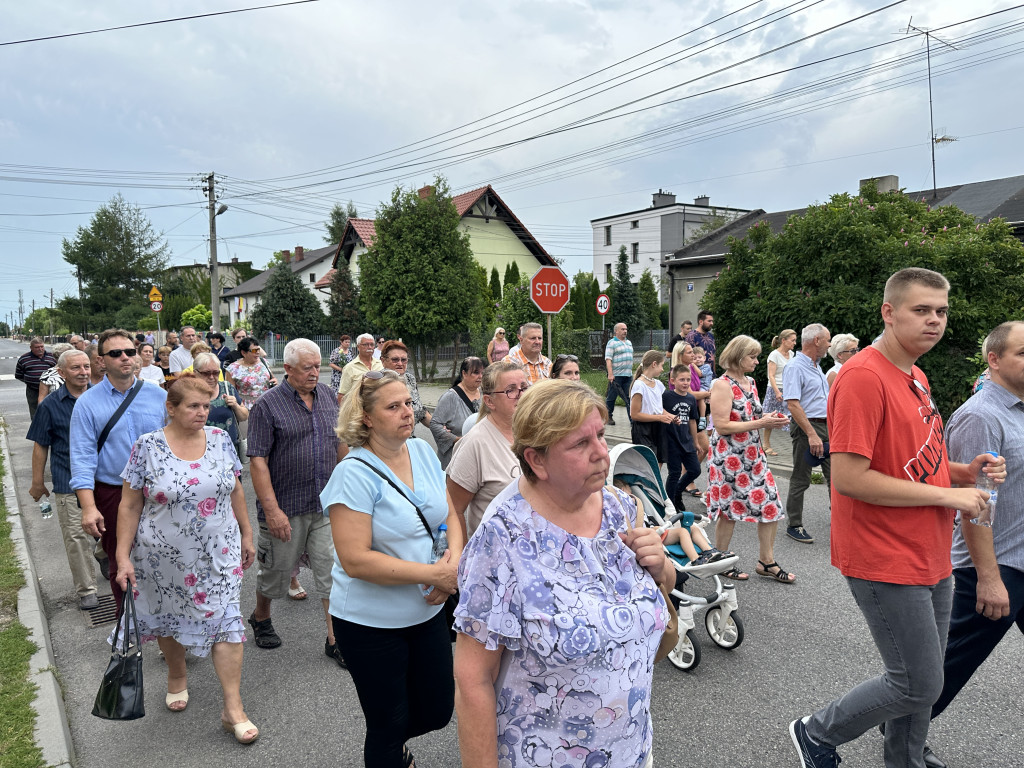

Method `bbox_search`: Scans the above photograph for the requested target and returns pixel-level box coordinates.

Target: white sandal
[222,717,259,744]
[165,689,189,711]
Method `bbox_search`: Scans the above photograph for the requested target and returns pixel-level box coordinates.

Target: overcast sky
[2,0,1022,329]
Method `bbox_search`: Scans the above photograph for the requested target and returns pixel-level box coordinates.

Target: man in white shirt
[168,325,198,373]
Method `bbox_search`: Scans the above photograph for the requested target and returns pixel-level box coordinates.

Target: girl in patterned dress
[705,335,795,584]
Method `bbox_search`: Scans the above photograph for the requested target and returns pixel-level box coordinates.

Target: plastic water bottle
[972,451,998,528]
[422,524,449,596]
[39,500,53,519]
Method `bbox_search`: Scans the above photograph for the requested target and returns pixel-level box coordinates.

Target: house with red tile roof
[313,184,556,292]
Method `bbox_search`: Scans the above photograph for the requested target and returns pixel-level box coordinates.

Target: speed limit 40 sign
[596,293,610,315]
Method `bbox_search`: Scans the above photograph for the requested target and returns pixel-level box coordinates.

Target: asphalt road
[1,337,1020,768]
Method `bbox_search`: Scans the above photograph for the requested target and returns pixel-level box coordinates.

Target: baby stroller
[608,443,745,672]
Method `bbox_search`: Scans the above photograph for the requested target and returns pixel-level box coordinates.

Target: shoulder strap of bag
[608,486,640,532]
[452,384,477,413]
[97,381,144,455]
[344,455,433,541]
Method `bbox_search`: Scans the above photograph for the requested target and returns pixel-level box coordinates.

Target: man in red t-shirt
[789,268,1004,768]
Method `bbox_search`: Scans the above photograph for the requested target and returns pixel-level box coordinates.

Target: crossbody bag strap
[451,385,478,414]
[344,455,433,540]
[97,380,144,455]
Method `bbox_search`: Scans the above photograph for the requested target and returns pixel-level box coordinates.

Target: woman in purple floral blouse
[453,380,673,768]
[113,373,259,744]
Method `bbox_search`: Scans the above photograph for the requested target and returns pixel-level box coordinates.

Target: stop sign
[529,266,571,314]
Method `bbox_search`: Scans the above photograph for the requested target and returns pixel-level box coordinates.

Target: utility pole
[18,289,24,334]
[49,288,54,340]
[205,172,227,334]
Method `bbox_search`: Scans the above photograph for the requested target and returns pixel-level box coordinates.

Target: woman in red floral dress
[705,335,796,583]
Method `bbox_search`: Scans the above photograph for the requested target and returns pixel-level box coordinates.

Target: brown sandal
[756,560,795,583]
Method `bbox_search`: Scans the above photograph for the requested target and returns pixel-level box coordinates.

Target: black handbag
[92,588,145,720]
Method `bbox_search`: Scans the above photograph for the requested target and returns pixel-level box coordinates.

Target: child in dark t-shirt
[663,365,706,510]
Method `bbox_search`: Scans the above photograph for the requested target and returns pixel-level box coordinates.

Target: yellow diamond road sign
[148,286,162,302]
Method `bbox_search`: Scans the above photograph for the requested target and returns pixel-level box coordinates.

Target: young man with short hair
[790,268,1003,768]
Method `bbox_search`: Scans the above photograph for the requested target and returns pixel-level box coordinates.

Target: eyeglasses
[387,357,409,364]
[496,331,505,335]
[198,370,220,378]
[555,354,578,362]
[485,384,531,400]
[102,348,137,359]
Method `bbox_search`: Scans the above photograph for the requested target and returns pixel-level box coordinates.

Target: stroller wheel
[666,629,701,671]
[704,607,745,649]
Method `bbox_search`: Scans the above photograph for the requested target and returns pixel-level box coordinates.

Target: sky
[2,0,1023,329]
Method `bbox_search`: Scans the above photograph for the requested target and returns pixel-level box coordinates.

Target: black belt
[808,417,827,423]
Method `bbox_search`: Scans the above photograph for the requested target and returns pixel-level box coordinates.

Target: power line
[0,0,319,47]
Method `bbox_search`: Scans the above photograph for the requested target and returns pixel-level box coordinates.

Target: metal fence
[262,329,671,376]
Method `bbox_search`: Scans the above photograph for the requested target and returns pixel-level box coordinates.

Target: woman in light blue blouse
[320,369,463,768]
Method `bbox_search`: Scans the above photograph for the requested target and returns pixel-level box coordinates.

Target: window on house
[631,243,639,263]
[630,220,639,229]
[605,263,613,283]
[309,273,316,283]
[604,225,612,246]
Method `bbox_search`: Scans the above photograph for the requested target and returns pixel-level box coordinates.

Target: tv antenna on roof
[902,17,960,199]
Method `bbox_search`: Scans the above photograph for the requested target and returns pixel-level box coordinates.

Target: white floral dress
[111,427,246,655]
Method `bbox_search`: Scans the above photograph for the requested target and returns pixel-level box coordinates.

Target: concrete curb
[2,427,75,768]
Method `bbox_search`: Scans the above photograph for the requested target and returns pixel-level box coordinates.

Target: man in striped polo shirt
[15,337,57,421]
[604,322,633,426]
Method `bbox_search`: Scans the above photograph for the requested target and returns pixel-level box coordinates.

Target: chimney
[295,246,304,262]
[418,185,435,199]
[652,189,676,208]
[281,250,291,263]
[694,195,710,207]
[860,175,899,194]
[231,257,238,263]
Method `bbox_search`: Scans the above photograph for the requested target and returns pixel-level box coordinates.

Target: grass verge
[0,447,45,768]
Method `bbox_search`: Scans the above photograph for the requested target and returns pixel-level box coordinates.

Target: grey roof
[221,243,339,298]
[666,174,1024,266]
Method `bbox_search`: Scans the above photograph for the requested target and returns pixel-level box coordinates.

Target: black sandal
[402,746,416,767]
[722,567,749,581]
[248,613,282,649]
[756,560,796,584]
[686,488,703,497]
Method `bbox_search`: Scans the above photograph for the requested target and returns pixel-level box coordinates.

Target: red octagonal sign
[529,266,571,314]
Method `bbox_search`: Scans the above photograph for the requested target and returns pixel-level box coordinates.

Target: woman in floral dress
[225,337,277,408]
[329,334,353,392]
[113,373,259,743]
[454,380,672,768]
[705,335,795,584]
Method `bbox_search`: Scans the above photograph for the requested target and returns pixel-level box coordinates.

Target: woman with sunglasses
[321,369,462,767]
[226,337,278,409]
[446,361,526,540]
[486,327,509,364]
[195,353,248,460]
[380,340,431,430]
[550,353,581,380]
[429,356,484,470]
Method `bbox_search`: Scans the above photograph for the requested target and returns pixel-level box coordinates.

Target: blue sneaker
[790,717,841,767]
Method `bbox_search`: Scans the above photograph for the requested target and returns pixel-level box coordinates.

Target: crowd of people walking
[17,266,1023,767]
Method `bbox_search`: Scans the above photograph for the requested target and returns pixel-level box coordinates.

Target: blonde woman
[762,329,796,455]
[486,327,509,363]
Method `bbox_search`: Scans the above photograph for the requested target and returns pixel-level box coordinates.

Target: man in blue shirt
[783,323,832,544]
[28,349,99,609]
[71,329,167,609]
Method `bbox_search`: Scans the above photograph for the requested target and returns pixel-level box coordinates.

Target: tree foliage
[324,201,359,245]
[700,182,1024,415]
[249,265,326,339]
[503,261,521,288]
[685,209,732,244]
[0,321,10,336]
[359,177,485,371]
[609,245,644,334]
[489,267,502,307]
[324,260,365,337]
[637,268,662,330]
[181,304,213,331]
[57,194,169,333]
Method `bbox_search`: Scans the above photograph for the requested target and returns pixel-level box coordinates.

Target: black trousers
[932,564,1024,719]
[333,610,454,768]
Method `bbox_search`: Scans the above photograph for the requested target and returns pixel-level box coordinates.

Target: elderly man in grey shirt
[925,320,1024,768]
[783,323,832,544]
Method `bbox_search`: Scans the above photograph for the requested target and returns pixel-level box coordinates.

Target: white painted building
[591,190,748,297]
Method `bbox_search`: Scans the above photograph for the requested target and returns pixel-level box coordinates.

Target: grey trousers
[807,576,952,768]
[785,419,830,528]
[54,492,98,597]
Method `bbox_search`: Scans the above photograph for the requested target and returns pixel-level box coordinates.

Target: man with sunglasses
[70,329,167,610]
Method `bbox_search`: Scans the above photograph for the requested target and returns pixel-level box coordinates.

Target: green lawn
[0,450,45,768]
